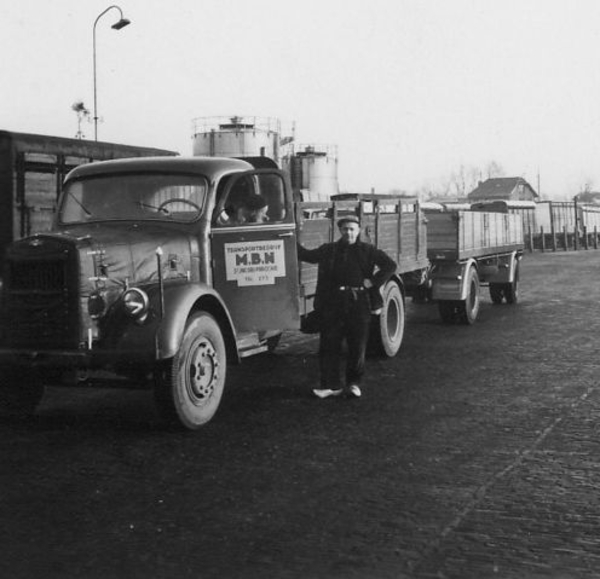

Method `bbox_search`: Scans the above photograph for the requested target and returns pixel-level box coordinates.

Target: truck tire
[370,281,405,357]
[0,367,44,417]
[504,261,520,304]
[458,266,480,325]
[154,312,226,430]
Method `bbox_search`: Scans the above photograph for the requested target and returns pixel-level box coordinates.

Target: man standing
[298,215,397,399]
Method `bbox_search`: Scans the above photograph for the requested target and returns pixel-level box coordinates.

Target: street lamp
[93,5,131,141]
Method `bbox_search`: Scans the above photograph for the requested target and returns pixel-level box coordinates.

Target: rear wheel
[0,367,45,417]
[457,267,480,325]
[154,312,226,430]
[370,281,405,357]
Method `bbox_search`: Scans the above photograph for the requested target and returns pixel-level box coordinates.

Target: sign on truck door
[210,170,301,332]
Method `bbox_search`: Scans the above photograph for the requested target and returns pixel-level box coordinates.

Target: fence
[525,201,600,252]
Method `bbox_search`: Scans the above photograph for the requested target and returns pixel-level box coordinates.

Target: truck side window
[214,173,287,226]
[257,173,287,222]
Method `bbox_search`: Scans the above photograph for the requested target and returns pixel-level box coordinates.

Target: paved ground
[1,250,600,578]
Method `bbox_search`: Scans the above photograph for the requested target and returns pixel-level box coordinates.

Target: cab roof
[64,156,256,183]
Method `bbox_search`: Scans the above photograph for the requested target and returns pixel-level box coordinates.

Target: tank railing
[192,115,283,136]
[293,143,338,158]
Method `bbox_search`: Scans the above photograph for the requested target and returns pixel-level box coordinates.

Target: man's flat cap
[337,215,360,227]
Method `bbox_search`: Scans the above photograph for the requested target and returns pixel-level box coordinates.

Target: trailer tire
[438,300,457,324]
[504,261,520,304]
[489,283,504,304]
[0,367,44,417]
[266,333,282,353]
[458,267,480,325]
[154,312,226,430]
[370,281,405,357]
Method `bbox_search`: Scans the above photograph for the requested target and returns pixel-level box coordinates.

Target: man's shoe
[313,388,344,399]
[348,384,362,398]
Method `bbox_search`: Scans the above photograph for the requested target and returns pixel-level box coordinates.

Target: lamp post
[93,5,131,141]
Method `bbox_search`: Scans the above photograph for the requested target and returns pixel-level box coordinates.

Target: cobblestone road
[1,251,599,579]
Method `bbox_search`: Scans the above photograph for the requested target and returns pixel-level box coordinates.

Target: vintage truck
[0,156,430,429]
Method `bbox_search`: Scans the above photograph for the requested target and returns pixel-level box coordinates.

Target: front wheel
[369,281,405,357]
[154,312,226,430]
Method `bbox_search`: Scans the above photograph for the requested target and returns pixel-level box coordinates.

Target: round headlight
[122,288,149,322]
[87,292,106,319]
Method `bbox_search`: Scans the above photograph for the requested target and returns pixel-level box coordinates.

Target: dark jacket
[298,239,397,311]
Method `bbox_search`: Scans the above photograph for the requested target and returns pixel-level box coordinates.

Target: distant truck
[0,156,429,429]
[0,130,177,263]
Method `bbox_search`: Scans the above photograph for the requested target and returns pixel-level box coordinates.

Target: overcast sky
[2,0,600,199]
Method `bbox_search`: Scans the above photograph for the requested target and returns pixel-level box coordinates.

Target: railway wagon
[470,199,537,235]
[0,130,177,263]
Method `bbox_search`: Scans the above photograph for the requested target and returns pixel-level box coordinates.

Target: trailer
[426,210,524,324]
[0,130,177,262]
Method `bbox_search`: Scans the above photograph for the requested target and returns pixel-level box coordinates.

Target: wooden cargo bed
[426,211,524,261]
[295,197,429,314]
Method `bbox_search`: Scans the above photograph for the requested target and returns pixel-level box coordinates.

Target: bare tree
[413,160,506,199]
[485,160,505,179]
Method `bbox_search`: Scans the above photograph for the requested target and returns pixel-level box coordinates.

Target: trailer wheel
[370,281,405,357]
[504,261,520,304]
[438,300,457,324]
[0,367,44,417]
[458,267,480,325]
[489,283,504,304]
[266,333,282,353]
[154,312,226,430]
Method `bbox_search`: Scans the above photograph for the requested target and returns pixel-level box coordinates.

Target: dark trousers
[319,292,371,389]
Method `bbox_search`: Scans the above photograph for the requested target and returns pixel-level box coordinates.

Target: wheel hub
[187,340,219,404]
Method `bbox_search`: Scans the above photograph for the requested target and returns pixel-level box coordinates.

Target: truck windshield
[60,173,208,224]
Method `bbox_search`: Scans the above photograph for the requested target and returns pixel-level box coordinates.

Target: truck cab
[0,156,300,429]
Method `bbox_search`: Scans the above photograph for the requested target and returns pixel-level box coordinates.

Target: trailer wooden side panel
[427,211,524,261]
[295,197,429,315]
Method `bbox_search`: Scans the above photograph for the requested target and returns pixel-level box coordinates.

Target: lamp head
[111,18,130,30]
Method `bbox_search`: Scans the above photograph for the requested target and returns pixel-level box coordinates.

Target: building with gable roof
[467,177,538,202]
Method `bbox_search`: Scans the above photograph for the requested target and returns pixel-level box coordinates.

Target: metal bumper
[0,347,153,369]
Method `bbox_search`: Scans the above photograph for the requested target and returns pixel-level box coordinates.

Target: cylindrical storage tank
[192,116,281,162]
[289,144,339,199]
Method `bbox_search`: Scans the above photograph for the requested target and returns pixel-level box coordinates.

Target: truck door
[210,170,301,332]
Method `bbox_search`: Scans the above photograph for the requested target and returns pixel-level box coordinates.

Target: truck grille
[9,260,67,291]
[1,242,81,349]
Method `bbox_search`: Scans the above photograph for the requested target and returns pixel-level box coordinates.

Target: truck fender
[508,251,522,282]
[458,258,479,300]
[430,258,478,301]
[154,283,239,363]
